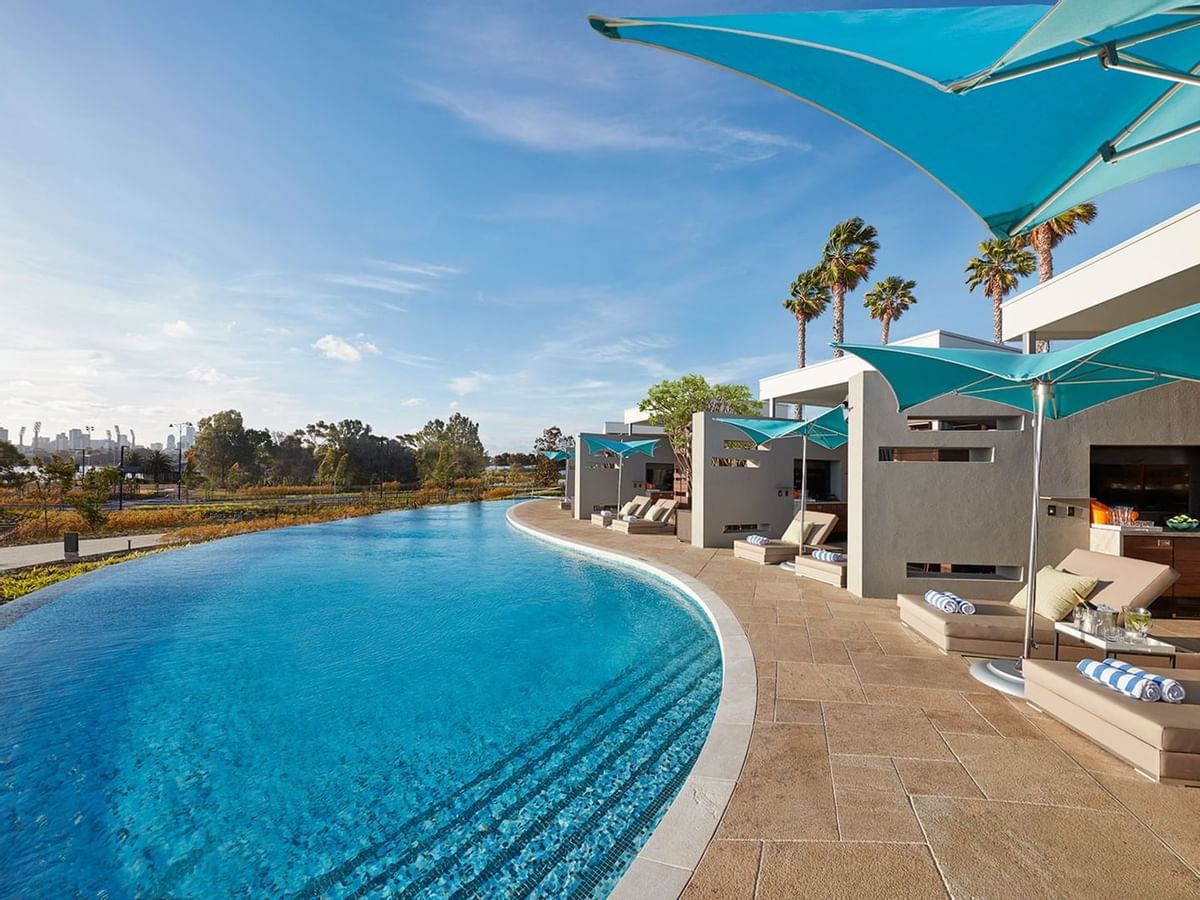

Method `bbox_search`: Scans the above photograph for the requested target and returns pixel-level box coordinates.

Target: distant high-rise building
[0,426,7,443]
[151,442,163,452]
[184,423,196,448]
[166,433,176,452]
[69,428,83,450]
[54,433,68,452]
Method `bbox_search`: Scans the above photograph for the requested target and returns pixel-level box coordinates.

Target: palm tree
[863,276,917,344]
[965,239,1035,343]
[820,217,879,357]
[145,449,171,486]
[782,268,831,368]
[1018,202,1098,283]
[1015,202,1097,350]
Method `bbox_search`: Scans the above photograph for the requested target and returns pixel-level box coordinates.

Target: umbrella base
[969,657,1026,698]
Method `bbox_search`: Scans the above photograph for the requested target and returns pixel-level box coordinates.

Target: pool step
[347,648,719,898]
[293,639,716,898]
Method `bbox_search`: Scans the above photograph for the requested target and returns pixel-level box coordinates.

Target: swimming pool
[0,501,721,897]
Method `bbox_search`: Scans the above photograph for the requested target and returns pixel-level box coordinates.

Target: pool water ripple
[0,501,721,898]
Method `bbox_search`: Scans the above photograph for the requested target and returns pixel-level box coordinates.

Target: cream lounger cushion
[1010,566,1098,622]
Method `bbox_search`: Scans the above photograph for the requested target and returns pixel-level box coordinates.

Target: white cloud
[312,334,362,362]
[323,274,431,295]
[187,366,227,384]
[375,261,460,277]
[360,341,381,355]
[162,320,194,337]
[448,371,494,396]
[417,84,808,162]
[449,401,460,409]
[398,397,423,407]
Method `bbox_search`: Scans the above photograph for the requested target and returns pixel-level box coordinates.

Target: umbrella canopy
[590,3,1200,237]
[539,449,575,461]
[834,300,1200,691]
[581,436,660,458]
[715,405,849,450]
[833,300,1200,418]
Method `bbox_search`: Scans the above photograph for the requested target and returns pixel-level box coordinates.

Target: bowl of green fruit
[1167,514,1199,531]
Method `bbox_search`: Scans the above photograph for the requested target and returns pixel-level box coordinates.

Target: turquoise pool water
[0,501,721,898]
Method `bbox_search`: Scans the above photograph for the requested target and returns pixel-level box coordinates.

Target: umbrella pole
[1020,382,1049,666]
[616,456,622,511]
[799,435,809,549]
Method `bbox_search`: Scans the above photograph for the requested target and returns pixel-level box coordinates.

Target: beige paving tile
[776,662,865,703]
[964,691,1048,739]
[757,842,947,900]
[826,603,896,621]
[774,698,823,725]
[727,604,776,625]
[942,733,1118,809]
[823,703,953,760]
[756,676,776,723]
[836,785,925,842]
[894,758,983,799]
[716,723,838,841]
[830,753,904,793]
[925,707,998,736]
[808,619,876,642]
[809,638,853,666]
[861,683,978,712]
[680,840,760,899]
[850,653,978,692]
[1098,773,1200,872]
[915,796,1200,898]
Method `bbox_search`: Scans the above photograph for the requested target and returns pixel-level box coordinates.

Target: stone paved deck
[511,500,1200,900]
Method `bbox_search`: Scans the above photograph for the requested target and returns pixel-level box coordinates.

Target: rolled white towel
[812,549,846,563]
[1104,658,1186,703]
[1077,658,1160,702]
[746,534,770,546]
[623,515,638,522]
[923,590,975,615]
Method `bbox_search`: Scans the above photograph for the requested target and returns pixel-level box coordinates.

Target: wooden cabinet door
[1171,538,1200,599]
[1123,536,1175,602]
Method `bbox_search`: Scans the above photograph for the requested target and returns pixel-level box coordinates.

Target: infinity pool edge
[506,501,756,900]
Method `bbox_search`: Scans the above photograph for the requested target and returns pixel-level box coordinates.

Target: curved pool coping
[506,502,755,900]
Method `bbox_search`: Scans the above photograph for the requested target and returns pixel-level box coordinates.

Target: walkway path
[0,534,167,571]
[512,500,1200,899]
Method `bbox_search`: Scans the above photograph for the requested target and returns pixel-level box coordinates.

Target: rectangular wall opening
[906,416,1023,432]
[879,447,994,462]
[711,457,759,468]
[723,439,758,450]
[723,523,768,534]
[906,562,1022,581]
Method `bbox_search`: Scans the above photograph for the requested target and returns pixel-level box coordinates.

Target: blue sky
[2,0,1197,452]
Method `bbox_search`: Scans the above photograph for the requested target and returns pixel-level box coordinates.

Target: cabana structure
[572,430,675,521]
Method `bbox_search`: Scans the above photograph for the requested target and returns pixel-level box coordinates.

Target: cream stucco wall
[691,412,848,549]
[848,374,1200,601]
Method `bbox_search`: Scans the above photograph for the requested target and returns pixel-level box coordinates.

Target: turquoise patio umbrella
[716,406,849,552]
[539,449,575,499]
[835,300,1200,692]
[590,2,1200,237]
[581,436,661,509]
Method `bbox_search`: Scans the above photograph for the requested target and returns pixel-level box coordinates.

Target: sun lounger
[897,550,1178,659]
[591,495,652,527]
[793,549,848,588]
[733,511,839,565]
[611,500,679,535]
[1024,659,1200,785]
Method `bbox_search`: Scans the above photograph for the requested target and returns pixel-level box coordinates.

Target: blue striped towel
[812,549,846,563]
[746,534,770,546]
[1103,658,1186,703]
[601,510,614,517]
[1077,659,1161,702]
[923,590,976,616]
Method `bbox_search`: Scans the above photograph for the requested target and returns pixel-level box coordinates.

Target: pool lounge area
[512,500,1200,898]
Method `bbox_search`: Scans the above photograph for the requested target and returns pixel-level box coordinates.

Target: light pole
[118,444,127,510]
[170,421,193,502]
